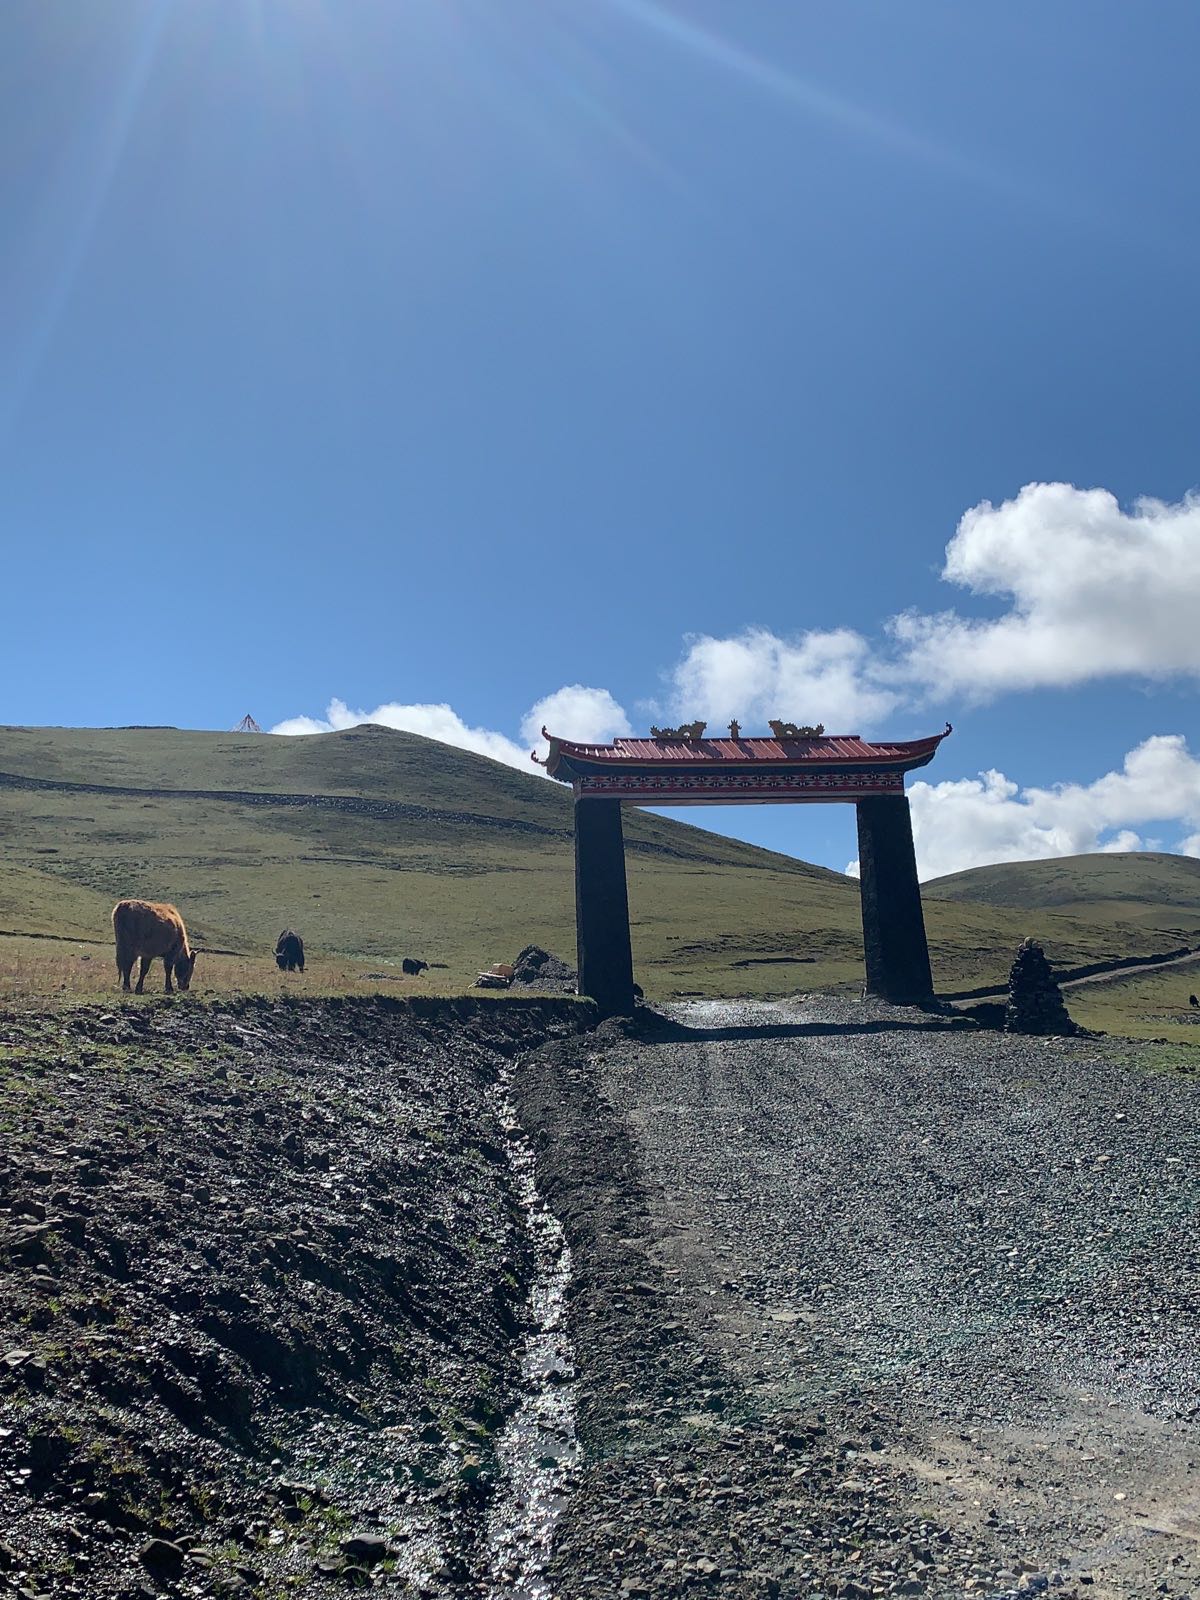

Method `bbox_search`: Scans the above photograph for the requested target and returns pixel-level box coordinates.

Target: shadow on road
[630,1010,976,1045]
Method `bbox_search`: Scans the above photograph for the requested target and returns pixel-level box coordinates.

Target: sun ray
[2,2,173,439]
[596,0,1033,196]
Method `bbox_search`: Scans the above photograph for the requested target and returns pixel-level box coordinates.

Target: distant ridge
[925,851,1200,925]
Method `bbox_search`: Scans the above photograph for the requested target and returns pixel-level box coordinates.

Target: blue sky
[3,1,1199,876]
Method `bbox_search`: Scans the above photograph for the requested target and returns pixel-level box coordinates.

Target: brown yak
[112,900,198,994]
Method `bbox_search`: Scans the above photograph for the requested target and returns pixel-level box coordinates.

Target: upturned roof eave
[541,725,951,783]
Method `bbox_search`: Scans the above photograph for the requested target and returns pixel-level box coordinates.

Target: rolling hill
[925,851,1200,935]
[0,724,1196,1005]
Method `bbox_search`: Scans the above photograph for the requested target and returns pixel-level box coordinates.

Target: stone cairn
[1005,937,1078,1035]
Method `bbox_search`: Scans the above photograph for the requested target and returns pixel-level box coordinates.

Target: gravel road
[518,997,1200,1600]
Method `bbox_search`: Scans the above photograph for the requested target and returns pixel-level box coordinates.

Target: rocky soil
[0,996,585,1599]
[4,992,1198,1600]
[515,997,1200,1600]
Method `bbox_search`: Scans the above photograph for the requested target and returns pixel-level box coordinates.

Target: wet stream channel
[484,1073,579,1596]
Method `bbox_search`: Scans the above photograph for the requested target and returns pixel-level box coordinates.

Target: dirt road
[519,998,1200,1600]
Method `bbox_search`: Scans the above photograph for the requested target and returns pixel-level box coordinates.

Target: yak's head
[175,948,198,991]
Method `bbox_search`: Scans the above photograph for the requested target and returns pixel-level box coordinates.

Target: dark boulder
[140,1538,186,1573]
[339,1532,390,1566]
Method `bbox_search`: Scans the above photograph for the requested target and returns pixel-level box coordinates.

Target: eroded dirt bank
[0,996,587,1599]
[514,999,1200,1600]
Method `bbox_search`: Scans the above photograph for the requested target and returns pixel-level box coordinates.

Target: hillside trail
[0,764,732,864]
[0,763,568,839]
[520,997,1200,1600]
[951,946,1200,1005]
[1061,949,1200,989]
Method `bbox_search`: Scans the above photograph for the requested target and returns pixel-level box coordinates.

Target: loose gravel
[516,996,1200,1600]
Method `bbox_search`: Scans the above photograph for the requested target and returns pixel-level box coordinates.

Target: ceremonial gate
[536,723,952,1016]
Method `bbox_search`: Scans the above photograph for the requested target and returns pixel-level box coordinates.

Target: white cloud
[858,734,1200,880]
[270,697,533,770]
[1097,830,1145,854]
[520,685,632,747]
[271,686,636,774]
[892,483,1200,697]
[655,484,1200,718]
[272,481,1200,786]
[270,714,333,736]
[669,626,900,732]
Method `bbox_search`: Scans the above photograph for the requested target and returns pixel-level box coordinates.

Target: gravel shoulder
[516,997,1200,1600]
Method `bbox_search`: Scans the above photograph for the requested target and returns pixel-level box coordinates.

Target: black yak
[402,957,428,976]
[275,930,305,972]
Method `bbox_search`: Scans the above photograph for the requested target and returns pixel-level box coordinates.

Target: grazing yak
[113,900,197,994]
[402,957,428,977]
[275,930,305,972]
[1191,994,1199,1009]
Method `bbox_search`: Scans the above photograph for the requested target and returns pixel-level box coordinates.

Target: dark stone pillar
[574,797,635,1017]
[856,794,934,1005]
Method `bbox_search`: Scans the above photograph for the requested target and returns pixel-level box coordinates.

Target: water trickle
[485,1079,579,1597]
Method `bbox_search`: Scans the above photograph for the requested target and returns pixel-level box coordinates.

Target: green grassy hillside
[0,725,1193,1005]
[0,724,866,997]
[1061,961,1200,1044]
[925,852,1200,937]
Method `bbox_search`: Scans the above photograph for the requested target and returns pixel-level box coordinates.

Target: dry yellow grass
[0,933,506,1009]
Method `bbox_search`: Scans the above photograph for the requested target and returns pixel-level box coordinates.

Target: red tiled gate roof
[540,726,951,782]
